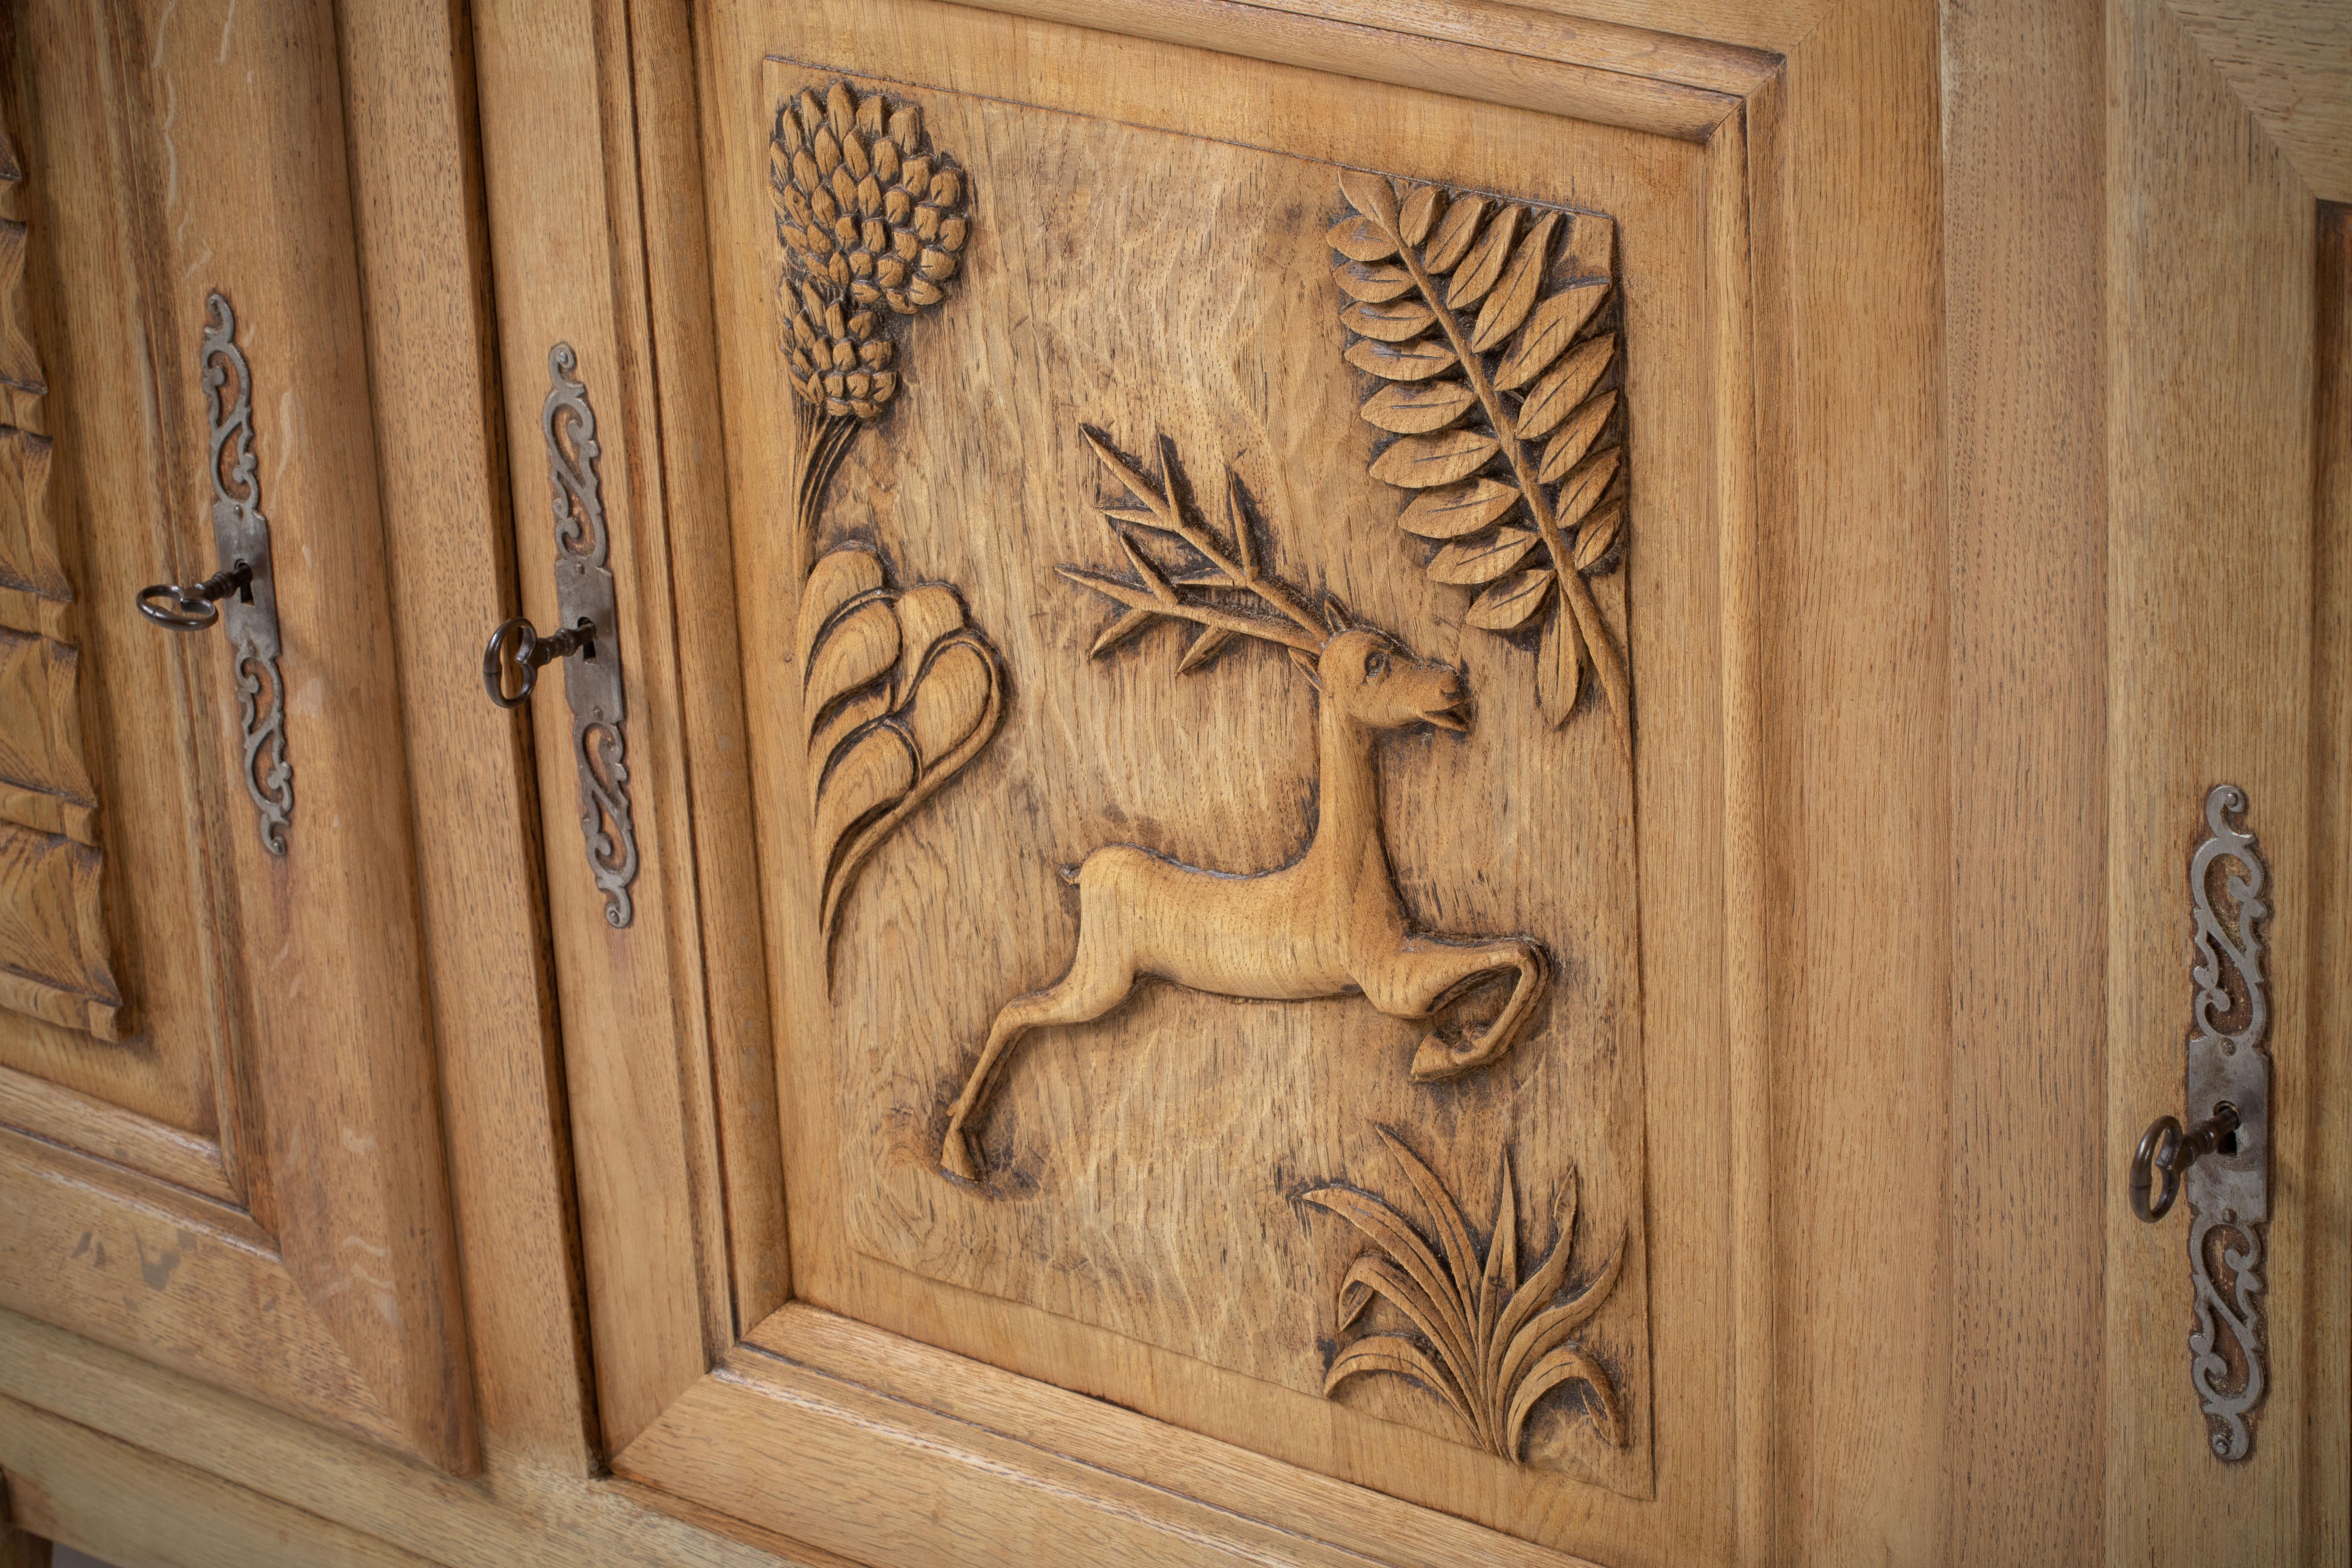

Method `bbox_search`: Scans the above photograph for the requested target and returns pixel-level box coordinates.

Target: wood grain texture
[1304,1134,1630,1461]
[0,1395,438,1568]
[0,827,113,1036]
[749,45,1659,1516]
[12,0,2345,1563]
[946,0,1753,139]
[0,633,100,843]
[0,0,2303,1563]
[0,1305,835,1568]
[624,0,794,1334]
[2164,0,2352,203]
[473,0,737,1454]
[0,1475,50,1568]
[551,0,2216,1562]
[2303,199,2352,1566]
[944,429,1550,1188]
[0,91,120,1043]
[620,1337,1609,1568]
[1372,0,1834,54]
[334,0,599,1471]
[1326,178,1629,733]
[108,0,472,1471]
[0,1063,231,1201]
[611,0,1966,1561]
[0,0,238,1137]
[0,1128,401,1449]
[1750,2,1951,1560]
[0,0,474,1473]
[635,18,1769,1561]
[1213,0,1785,93]
[799,545,1003,968]
[600,1481,866,1568]
[715,1304,1622,1568]
[602,3,1778,1561]
[2105,0,2322,1557]
[1698,93,1773,1568]
[1940,0,2107,1559]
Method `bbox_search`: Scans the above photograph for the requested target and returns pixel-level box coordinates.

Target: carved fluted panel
[0,114,124,1039]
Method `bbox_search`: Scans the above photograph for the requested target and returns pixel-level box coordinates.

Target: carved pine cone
[770,81,969,418]
[785,283,898,420]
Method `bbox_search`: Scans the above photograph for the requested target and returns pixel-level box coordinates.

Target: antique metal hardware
[481,615,594,708]
[137,560,253,631]
[479,345,638,928]
[2128,783,2269,1461]
[2130,1102,2239,1222]
[136,293,291,854]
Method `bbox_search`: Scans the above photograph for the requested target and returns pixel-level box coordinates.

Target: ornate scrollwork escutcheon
[540,345,637,929]
[2130,783,2270,1462]
[202,294,295,856]
[2182,784,2268,1460]
[479,346,638,928]
[135,293,293,854]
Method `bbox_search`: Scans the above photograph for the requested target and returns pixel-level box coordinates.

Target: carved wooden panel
[0,0,472,1471]
[772,62,1654,1503]
[0,110,121,1041]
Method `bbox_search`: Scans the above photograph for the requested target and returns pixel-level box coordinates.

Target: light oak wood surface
[0,1474,50,1568]
[2104,0,2339,1560]
[701,12,1693,1542]
[473,0,738,1458]
[0,1,2347,1565]
[0,1397,437,1568]
[335,0,599,1474]
[2305,199,2352,1565]
[1941,0,2108,1558]
[0,118,119,1041]
[0,0,474,1473]
[2165,0,2352,203]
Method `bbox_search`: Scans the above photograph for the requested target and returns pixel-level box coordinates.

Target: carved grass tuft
[1305,1129,1627,1461]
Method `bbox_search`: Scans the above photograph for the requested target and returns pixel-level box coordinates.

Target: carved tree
[769,80,1002,968]
[769,79,972,554]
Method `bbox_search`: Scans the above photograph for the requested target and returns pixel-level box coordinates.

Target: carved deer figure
[940,428,1548,1182]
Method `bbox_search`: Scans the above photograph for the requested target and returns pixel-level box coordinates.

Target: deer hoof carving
[941,1122,984,1184]
[939,427,1552,1184]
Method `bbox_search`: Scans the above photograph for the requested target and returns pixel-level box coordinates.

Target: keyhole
[2215,1102,2239,1157]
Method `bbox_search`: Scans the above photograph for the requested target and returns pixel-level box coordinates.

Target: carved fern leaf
[1328,174,1631,733]
[1303,1131,1627,1466]
[802,545,1004,954]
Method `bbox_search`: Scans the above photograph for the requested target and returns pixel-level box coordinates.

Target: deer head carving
[1306,625,1470,734]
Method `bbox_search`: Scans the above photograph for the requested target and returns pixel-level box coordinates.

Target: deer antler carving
[940,426,1551,1184]
[1058,427,1329,663]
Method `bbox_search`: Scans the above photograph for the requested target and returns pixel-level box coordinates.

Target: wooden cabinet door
[482,3,1767,1562]
[2102,3,2352,1560]
[0,2,472,1471]
[472,0,2350,1562]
